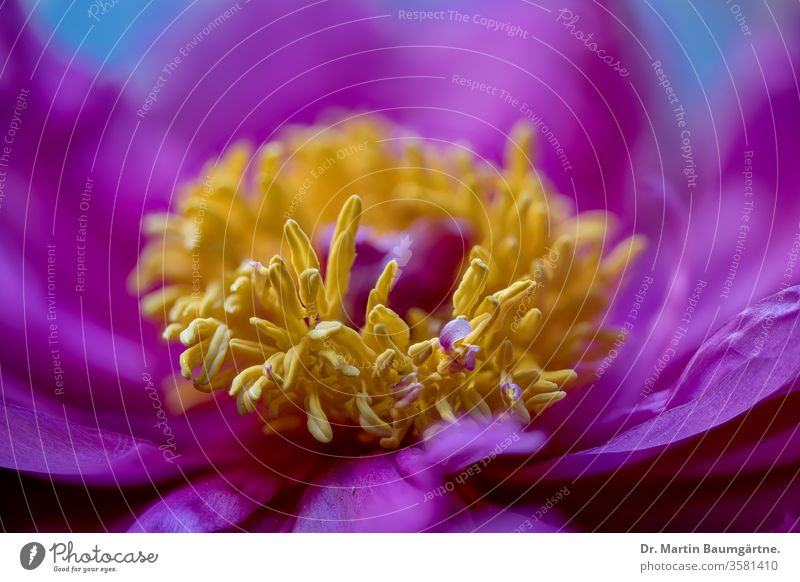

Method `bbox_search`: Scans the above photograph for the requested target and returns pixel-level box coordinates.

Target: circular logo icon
[20,542,46,570]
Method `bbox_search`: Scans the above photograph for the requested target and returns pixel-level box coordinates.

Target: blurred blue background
[30,0,778,86]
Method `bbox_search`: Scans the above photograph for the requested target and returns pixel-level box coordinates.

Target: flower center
[132,115,644,449]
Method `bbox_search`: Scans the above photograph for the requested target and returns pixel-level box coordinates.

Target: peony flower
[1,0,799,533]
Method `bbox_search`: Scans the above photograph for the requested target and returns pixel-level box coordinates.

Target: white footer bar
[1,533,798,581]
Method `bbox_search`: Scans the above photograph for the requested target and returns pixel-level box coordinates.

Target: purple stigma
[463,346,479,371]
[392,372,418,391]
[439,318,472,352]
[502,381,522,401]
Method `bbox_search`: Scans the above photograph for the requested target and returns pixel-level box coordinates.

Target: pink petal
[0,400,182,485]
[292,454,463,533]
[129,467,280,533]
[528,286,800,480]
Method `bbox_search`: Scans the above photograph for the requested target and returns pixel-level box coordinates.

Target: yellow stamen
[132,114,643,449]
[453,258,488,318]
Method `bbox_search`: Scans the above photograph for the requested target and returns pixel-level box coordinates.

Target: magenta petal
[420,418,545,471]
[292,454,463,533]
[393,417,545,499]
[610,285,800,445]
[439,318,472,352]
[532,286,800,479]
[0,400,182,485]
[129,468,280,533]
[616,391,800,482]
[666,286,800,408]
[471,503,572,533]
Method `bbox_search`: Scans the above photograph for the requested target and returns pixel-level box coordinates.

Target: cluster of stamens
[132,115,643,448]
